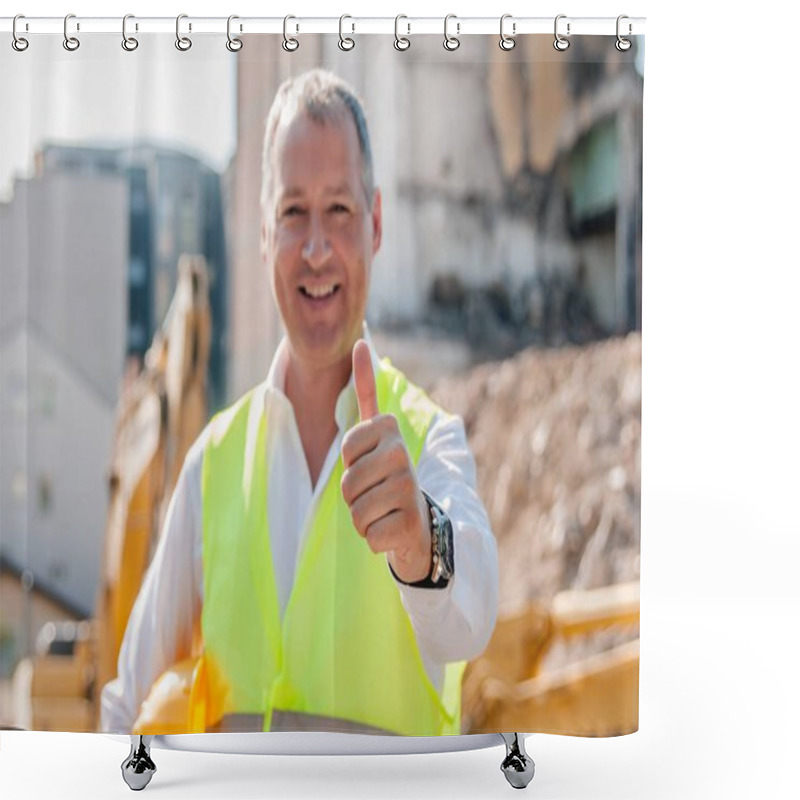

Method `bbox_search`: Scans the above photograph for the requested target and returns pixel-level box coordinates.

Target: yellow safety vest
[187,360,466,735]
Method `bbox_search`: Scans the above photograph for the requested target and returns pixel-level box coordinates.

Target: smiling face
[262,111,382,375]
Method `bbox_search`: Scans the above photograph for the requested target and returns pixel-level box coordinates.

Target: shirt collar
[260,321,383,432]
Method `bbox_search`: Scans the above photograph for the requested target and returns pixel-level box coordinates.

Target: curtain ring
[227,15,243,52]
[63,13,80,51]
[338,15,355,51]
[443,14,460,51]
[394,15,410,51]
[12,15,29,52]
[553,14,570,51]
[175,14,192,51]
[122,14,139,51]
[499,14,515,51]
[615,15,632,52]
[283,15,299,52]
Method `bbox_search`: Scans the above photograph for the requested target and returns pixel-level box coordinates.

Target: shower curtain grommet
[443,14,460,51]
[63,14,80,52]
[121,15,139,52]
[282,15,299,52]
[499,14,516,51]
[616,15,633,51]
[338,15,355,51]
[175,14,192,52]
[394,15,410,51]
[553,14,570,51]
[226,15,243,52]
[12,14,29,52]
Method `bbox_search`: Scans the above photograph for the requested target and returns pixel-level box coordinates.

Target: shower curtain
[0,19,644,739]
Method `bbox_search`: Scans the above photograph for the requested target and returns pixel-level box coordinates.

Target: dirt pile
[429,333,641,615]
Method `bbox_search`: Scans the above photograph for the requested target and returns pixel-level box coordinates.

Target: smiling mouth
[299,284,340,300]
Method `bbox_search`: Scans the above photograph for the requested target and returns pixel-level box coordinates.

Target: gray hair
[261,69,375,215]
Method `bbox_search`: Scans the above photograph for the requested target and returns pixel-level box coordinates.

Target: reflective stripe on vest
[188,360,466,736]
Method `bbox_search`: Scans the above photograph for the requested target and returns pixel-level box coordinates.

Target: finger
[341,436,409,503]
[341,448,389,506]
[353,339,379,421]
[364,510,406,554]
[341,420,381,468]
[348,479,405,539]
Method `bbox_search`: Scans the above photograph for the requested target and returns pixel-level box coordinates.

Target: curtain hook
[339,14,355,51]
[122,14,139,52]
[499,14,516,51]
[63,13,80,51]
[227,15,243,52]
[443,14,460,51]
[394,14,410,51]
[175,14,192,51]
[616,14,632,51]
[12,14,29,52]
[553,14,570,51]
[283,15,299,52]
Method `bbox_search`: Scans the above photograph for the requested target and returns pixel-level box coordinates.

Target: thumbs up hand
[341,340,433,583]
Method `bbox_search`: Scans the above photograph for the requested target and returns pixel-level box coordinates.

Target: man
[101,69,498,736]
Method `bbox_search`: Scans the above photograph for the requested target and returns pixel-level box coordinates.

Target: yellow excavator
[22,255,211,732]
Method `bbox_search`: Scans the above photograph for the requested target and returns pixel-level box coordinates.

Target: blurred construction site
[1,34,641,735]
[0,264,639,734]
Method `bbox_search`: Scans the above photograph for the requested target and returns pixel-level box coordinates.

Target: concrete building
[228,34,643,397]
[0,143,227,671]
[0,170,128,647]
[36,144,229,411]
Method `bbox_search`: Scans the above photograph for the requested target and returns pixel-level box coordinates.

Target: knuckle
[351,500,368,535]
[341,436,354,466]
[390,441,409,471]
[398,471,415,497]
[340,470,353,505]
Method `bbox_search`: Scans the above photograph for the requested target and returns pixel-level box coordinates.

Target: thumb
[352,339,379,421]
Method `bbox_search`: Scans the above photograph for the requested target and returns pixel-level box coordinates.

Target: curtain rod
[1,16,646,37]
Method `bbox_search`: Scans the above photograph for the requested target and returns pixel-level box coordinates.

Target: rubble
[429,333,641,616]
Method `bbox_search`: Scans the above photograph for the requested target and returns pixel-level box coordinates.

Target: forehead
[271,110,363,196]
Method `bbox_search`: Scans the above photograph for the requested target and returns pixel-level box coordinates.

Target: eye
[330,203,350,214]
[282,204,305,218]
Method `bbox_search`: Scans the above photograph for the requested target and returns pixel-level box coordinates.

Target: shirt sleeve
[99,434,205,733]
[391,410,499,666]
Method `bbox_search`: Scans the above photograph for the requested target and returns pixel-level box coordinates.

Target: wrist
[390,496,433,582]
[390,491,453,589]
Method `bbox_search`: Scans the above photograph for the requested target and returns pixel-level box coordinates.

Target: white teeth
[303,284,336,298]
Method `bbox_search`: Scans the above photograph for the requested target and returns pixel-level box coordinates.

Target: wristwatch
[390,490,455,589]
[422,490,455,585]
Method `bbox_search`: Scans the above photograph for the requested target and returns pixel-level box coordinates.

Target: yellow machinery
[23,255,211,732]
[462,582,639,736]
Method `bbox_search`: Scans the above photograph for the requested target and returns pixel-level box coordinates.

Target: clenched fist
[340,339,433,583]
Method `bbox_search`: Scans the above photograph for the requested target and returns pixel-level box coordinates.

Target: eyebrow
[278,182,357,200]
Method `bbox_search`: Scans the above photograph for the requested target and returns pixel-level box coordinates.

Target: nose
[302,211,332,270]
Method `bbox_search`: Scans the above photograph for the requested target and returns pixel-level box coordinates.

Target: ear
[371,187,382,257]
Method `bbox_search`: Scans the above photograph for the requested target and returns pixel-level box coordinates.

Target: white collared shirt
[100,331,498,733]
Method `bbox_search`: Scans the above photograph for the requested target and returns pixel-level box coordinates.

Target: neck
[284,350,352,488]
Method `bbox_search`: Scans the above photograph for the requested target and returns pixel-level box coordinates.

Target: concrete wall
[0,172,127,621]
[229,35,643,397]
